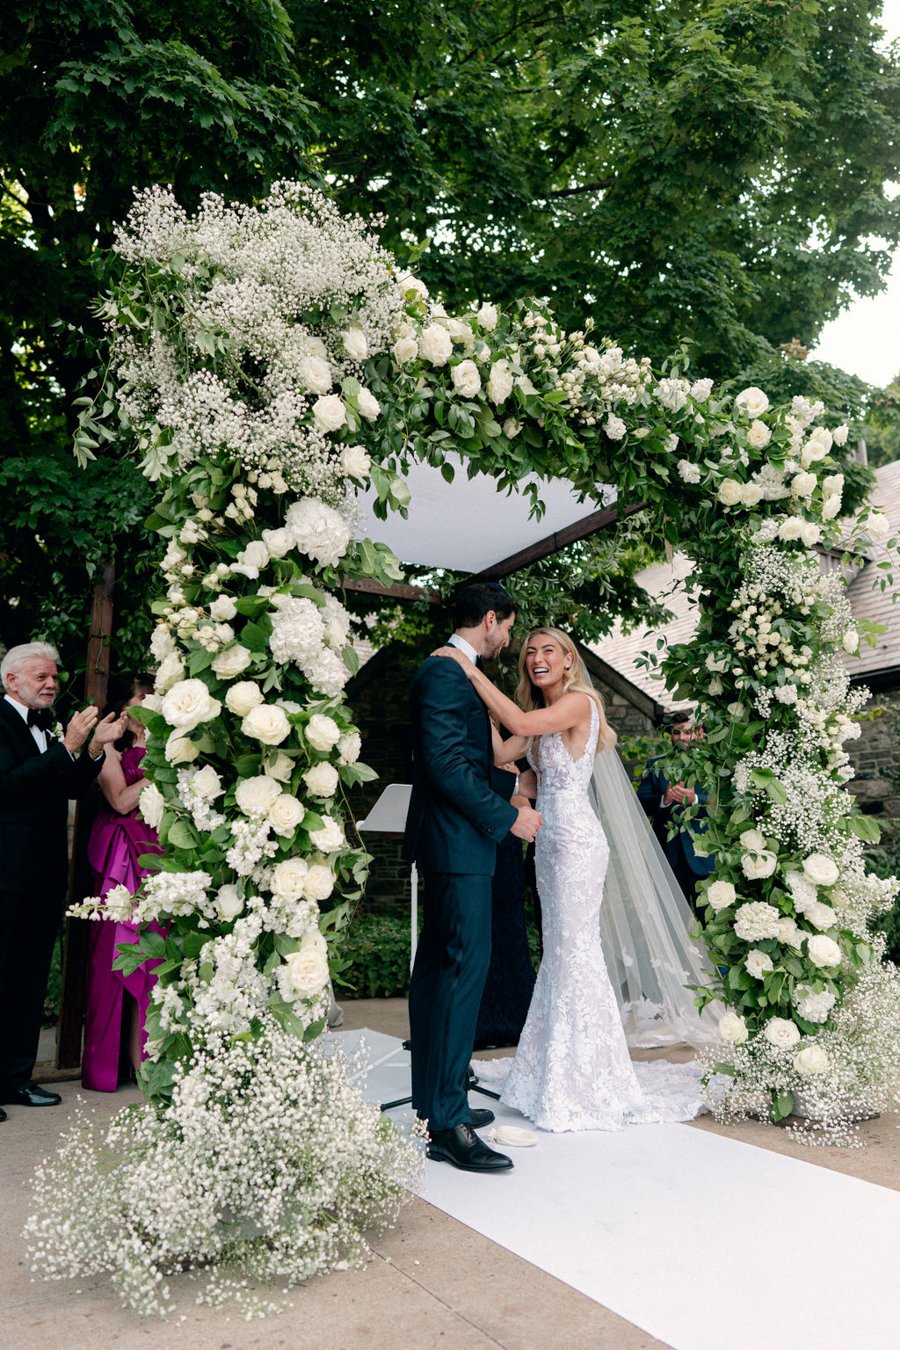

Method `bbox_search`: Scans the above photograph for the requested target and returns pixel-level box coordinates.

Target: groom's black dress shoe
[3,1082,62,1107]
[0,1105,7,1122]
[427,1123,513,1172]
[466,1108,495,1129]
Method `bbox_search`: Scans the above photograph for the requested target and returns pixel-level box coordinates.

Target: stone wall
[846,686,900,840]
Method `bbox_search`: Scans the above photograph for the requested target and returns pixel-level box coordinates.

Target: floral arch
[34,184,899,1312]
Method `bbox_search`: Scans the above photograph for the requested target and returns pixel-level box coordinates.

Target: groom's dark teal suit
[404,654,517,1132]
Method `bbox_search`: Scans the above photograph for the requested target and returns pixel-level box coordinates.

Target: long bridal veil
[590,749,721,1049]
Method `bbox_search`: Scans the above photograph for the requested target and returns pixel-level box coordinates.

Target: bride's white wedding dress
[495,697,705,1132]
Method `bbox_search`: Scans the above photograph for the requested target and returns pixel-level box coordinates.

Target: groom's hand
[511,805,543,843]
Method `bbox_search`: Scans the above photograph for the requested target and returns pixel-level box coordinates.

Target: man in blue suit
[638,713,714,911]
[404,583,543,1173]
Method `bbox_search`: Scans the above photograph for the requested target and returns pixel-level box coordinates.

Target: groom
[405,583,543,1173]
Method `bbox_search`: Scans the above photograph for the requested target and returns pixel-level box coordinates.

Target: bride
[436,627,715,1132]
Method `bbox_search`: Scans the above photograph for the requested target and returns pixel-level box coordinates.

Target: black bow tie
[27,707,53,731]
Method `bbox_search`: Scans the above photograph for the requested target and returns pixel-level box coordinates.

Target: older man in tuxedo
[0,641,123,1120]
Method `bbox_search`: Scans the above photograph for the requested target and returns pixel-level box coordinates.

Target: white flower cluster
[176,765,226,833]
[108,183,406,493]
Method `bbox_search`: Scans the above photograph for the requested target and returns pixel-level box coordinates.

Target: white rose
[268,793,305,837]
[305,713,342,752]
[832,424,849,446]
[867,511,889,539]
[303,762,339,798]
[392,335,419,364]
[270,856,309,900]
[805,901,837,931]
[224,681,264,718]
[763,1017,801,1049]
[746,949,774,979]
[357,387,381,421]
[800,521,821,548]
[802,853,839,887]
[740,482,764,507]
[793,1044,830,1076]
[807,934,843,968]
[791,471,817,500]
[337,730,361,764]
[803,427,832,463]
[150,626,177,662]
[235,774,282,817]
[309,816,345,853]
[192,764,224,802]
[261,528,294,559]
[165,731,199,765]
[739,829,766,852]
[451,359,482,399]
[215,884,244,922]
[746,420,772,450]
[502,417,521,439]
[690,378,713,402]
[419,323,453,366]
[777,516,804,541]
[777,918,804,950]
[741,850,777,880]
[161,679,221,732]
[242,703,291,746]
[342,327,368,361]
[232,540,270,579]
[735,386,770,418]
[154,652,186,694]
[209,595,238,622]
[298,356,333,395]
[677,459,701,484]
[719,1009,749,1044]
[340,444,371,479]
[718,478,744,507]
[303,863,335,902]
[447,318,475,349]
[842,629,859,655]
[487,360,514,404]
[396,271,428,301]
[604,415,627,440]
[139,782,165,830]
[265,750,295,783]
[283,937,330,999]
[822,495,842,521]
[477,302,498,330]
[822,473,844,498]
[211,644,253,680]
[312,394,347,433]
[706,880,737,912]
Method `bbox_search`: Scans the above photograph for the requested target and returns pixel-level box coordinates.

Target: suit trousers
[408,871,492,1133]
[0,887,62,1096]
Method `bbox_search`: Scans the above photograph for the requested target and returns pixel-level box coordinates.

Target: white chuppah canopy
[353,452,616,573]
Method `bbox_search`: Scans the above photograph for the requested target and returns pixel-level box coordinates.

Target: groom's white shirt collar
[447,634,478,664]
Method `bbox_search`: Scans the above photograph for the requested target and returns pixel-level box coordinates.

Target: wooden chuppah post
[56,561,116,1070]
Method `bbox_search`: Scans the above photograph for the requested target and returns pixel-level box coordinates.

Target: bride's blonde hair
[515,627,617,753]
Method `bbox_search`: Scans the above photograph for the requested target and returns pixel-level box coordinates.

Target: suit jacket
[403,656,517,876]
[637,757,715,879]
[0,699,104,894]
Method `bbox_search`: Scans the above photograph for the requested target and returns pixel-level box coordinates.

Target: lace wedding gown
[496,697,705,1132]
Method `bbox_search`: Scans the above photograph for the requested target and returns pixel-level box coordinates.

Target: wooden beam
[343,576,441,604]
[469,501,650,582]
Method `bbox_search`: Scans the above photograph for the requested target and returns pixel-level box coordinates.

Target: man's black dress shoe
[4,1082,62,1107]
[466,1108,495,1129]
[0,1105,7,1122]
[427,1122,513,1172]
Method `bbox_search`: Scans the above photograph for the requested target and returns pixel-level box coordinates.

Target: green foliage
[332,915,412,1000]
[864,375,900,467]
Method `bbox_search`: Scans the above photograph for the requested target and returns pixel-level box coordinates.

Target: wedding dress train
[491,698,706,1132]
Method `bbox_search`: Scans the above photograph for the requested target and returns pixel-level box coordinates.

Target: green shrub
[332,914,412,999]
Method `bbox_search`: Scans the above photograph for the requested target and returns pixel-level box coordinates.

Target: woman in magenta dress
[81,674,163,1091]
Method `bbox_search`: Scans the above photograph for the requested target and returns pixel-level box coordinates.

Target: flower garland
[33,182,899,1314]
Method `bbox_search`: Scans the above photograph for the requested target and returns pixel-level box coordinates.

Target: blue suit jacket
[637,757,715,879]
[403,656,517,876]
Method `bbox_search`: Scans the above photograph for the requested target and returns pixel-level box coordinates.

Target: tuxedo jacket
[403,656,517,876]
[0,699,103,894]
[637,757,715,879]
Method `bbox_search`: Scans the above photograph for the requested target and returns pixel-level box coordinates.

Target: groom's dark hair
[451,582,517,629]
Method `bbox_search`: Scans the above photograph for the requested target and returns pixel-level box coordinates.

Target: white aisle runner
[334,1029,900,1350]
